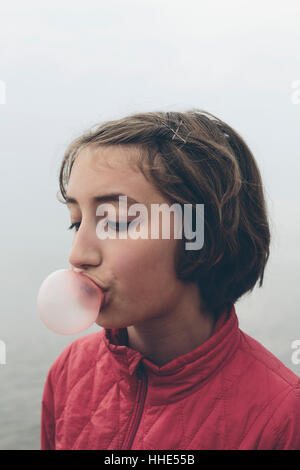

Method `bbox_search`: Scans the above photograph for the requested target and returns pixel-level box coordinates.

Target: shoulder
[238,330,299,389]
[47,329,107,387]
[232,330,300,449]
[41,329,109,440]
[217,328,300,449]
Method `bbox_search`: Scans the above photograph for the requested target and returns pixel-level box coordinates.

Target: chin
[94,311,128,330]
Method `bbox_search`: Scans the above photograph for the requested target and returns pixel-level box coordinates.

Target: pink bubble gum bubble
[37,269,104,335]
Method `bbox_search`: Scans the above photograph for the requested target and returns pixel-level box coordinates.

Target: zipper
[121,362,148,450]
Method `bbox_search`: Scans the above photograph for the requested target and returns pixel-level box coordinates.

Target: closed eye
[68,220,132,232]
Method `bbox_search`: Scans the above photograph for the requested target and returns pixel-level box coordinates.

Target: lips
[81,274,108,310]
[80,273,109,292]
[72,270,109,310]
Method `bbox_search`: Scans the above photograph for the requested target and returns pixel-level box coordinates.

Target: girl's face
[66,144,190,329]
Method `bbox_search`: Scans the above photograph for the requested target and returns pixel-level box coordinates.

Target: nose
[68,218,103,270]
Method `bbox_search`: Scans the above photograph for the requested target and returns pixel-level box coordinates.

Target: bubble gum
[37,269,104,335]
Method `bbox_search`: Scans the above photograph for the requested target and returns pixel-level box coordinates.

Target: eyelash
[68,221,132,232]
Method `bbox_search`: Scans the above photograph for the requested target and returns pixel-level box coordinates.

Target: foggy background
[0,0,299,449]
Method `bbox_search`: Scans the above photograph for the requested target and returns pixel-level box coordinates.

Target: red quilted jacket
[41,304,300,450]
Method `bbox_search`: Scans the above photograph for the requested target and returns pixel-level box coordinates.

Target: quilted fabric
[40,304,300,450]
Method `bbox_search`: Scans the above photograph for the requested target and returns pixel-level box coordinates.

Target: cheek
[111,239,178,291]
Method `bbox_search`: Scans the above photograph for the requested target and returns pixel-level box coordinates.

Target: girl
[41,109,300,450]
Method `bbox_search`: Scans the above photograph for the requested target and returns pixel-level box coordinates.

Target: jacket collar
[103,304,241,404]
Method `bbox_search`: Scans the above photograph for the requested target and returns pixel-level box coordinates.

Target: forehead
[67,144,167,206]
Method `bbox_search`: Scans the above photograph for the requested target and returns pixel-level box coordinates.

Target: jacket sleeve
[40,366,56,450]
[258,382,300,450]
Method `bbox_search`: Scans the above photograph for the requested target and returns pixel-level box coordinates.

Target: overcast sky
[0,0,300,447]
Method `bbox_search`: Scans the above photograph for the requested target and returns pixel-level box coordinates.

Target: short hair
[57,109,271,321]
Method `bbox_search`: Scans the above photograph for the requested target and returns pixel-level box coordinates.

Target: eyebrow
[65,193,140,207]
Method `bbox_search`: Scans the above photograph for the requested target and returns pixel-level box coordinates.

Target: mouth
[80,272,109,292]
[79,272,110,310]
[72,270,110,312]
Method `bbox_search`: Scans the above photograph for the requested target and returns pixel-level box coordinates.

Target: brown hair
[57,109,270,320]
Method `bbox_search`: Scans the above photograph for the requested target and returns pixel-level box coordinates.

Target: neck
[126,285,216,367]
